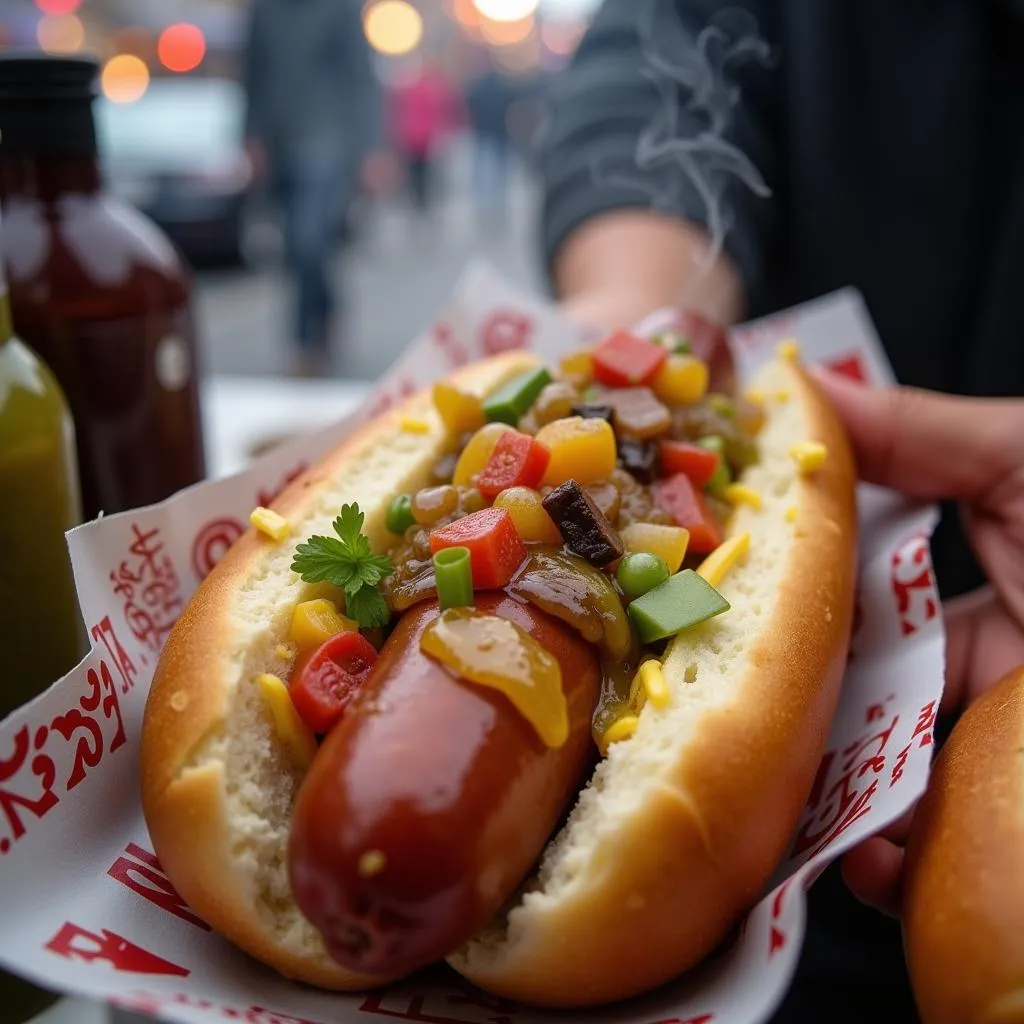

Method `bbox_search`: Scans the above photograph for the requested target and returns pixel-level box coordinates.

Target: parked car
[96,77,254,266]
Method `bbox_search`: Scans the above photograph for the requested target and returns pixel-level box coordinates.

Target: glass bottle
[0,54,206,522]
[0,212,81,1020]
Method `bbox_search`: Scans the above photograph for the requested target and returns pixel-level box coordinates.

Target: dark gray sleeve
[538,0,780,297]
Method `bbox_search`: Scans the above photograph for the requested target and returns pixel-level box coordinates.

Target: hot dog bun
[449,354,856,1006]
[140,349,857,1004]
[140,352,540,990]
[902,667,1024,1024]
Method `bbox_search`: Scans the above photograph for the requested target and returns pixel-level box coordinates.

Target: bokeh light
[101,54,150,104]
[157,23,206,73]
[34,0,81,15]
[36,13,84,54]
[541,18,584,56]
[472,0,539,22]
[479,14,534,45]
[363,1,423,57]
[450,0,482,29]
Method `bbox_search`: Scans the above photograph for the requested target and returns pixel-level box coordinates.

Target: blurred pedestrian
[538,0,1024,1021]
[243,0,382,377]
[466,57,516,219]
[387,58,460,217]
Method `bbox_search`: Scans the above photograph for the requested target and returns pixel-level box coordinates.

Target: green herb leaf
[290,502,394,628]
[344,585,392,629]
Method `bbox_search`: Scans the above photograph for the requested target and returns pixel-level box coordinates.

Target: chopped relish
[378,324,770,753]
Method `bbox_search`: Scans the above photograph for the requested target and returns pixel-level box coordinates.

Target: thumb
[810,369,1024,502]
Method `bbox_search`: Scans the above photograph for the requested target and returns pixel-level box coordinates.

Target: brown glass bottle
[0,55,206,522]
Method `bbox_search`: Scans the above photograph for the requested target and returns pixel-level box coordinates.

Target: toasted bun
[140,351,540,990]
[141,351,857,1005]
[903,667,1024,1024]
[447,356,857,1006]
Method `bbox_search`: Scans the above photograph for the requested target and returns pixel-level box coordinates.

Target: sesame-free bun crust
[141,352,857,1006]
[141,352,541,990]
[448,357,857,1006]
[903,667,1024,1024]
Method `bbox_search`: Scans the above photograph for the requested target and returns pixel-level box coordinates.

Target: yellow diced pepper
[559,347,593,385]
[652,354,709,406]
[257,673,317,770]
[493,487,562,544]
[536,416,617,486]
[452,422,511,487]
[619,523,690,573]
[723,483,763,510]
[250,506,290,541]
[638,659,671,709]
[777,338,801,361]
[785,506,799,523]
[400,417,431,434]
[600,714,639,754]
[432,381,485,435]
[290,599,358,656]
[790,441,828,475]
[696,531,751,588]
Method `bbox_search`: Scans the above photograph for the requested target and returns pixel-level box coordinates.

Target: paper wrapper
[0,266,945,1024]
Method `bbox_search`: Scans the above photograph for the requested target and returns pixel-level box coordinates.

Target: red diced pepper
[659,440,720,488]
[476,431,551,500]
[429,507,528,589]
[289,631,378,734]
[651,473,723,553]
[591,330,668,388]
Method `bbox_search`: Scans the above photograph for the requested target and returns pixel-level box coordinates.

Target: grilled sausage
[288,592,601,977]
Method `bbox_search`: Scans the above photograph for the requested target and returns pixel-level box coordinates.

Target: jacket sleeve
[538,0,781,299]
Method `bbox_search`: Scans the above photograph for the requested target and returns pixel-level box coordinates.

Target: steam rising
[590,1,776,288]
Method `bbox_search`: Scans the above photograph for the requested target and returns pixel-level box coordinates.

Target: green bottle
[0,212,83,1022]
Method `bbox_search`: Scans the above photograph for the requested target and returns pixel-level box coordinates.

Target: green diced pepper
[627,569,730,644]
[698,435,731,496]
[482,367,553,425]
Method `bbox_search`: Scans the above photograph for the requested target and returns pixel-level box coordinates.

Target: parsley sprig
[291,503,394,628]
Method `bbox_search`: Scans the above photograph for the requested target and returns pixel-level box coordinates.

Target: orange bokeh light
[157,23,206,73]
[34,0,81,15]
[479,14,534,46]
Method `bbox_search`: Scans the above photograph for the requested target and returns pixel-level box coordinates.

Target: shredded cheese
[790,441,828,475]
[777,339,801,361]
[257,673,316,770]
[250,506,290,541]
[400,417,431,434]
[358,850,387,878]
[696,532,751,588]
[600,715,639,753]
[638,659,671,709]
[785,506,799,524]
[723,483,763,510]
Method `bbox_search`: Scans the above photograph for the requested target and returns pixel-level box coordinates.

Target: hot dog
[140,325,857,1007]
[289,593,601,977]
[902,666,1024,1024]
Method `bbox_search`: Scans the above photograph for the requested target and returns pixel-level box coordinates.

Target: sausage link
[288,593,601,977]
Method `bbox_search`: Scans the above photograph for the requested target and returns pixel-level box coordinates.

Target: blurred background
[0,0,600,381]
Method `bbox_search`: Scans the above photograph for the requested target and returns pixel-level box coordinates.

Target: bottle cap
[0,54,99,156]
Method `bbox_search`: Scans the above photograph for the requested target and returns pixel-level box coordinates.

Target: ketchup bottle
[0,55,206,522]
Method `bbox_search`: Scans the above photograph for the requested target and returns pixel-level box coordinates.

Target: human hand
[810,369,1024,916]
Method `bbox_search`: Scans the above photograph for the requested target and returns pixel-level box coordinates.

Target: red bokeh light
[34,0,81,14]
[157,22,206,73]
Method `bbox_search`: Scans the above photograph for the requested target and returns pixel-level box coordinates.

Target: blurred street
[193,139,545,382]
